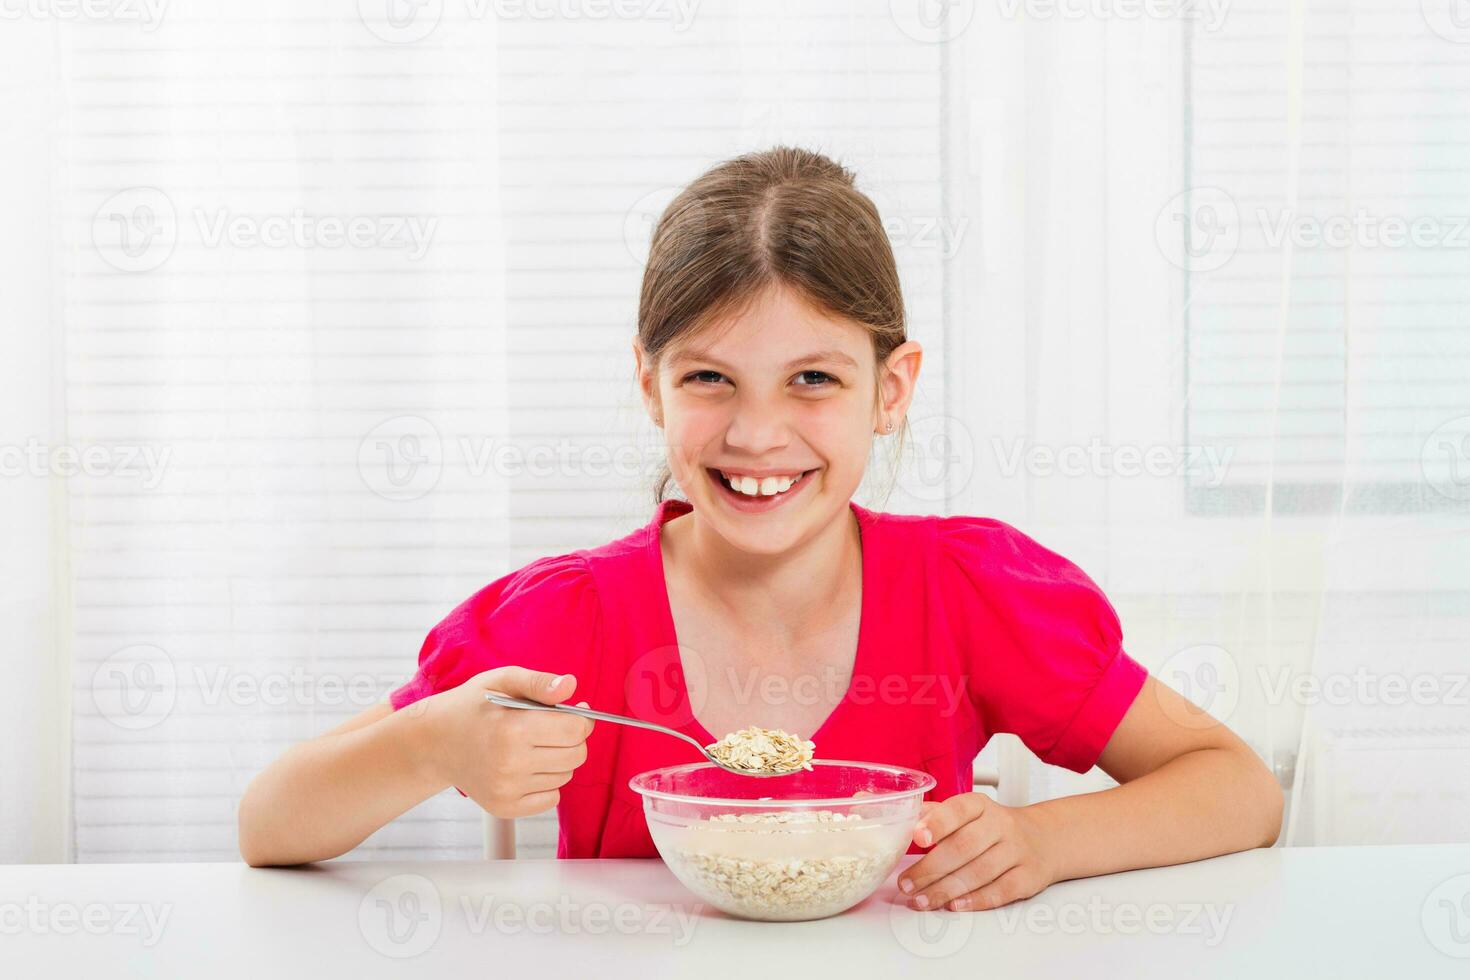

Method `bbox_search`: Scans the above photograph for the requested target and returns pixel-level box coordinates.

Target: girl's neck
[660,503,863,639]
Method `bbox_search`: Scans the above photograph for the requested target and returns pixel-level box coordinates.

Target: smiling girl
[239,146,1282,912]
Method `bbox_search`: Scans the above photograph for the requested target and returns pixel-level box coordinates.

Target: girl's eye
[794,370,837,387]
[684,370,728,385]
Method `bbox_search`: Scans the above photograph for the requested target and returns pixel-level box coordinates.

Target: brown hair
[637,145,910,505]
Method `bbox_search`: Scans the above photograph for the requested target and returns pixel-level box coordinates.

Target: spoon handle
[483,692,707,751]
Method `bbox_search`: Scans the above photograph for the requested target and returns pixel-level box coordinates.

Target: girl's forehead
[667,287,875,368]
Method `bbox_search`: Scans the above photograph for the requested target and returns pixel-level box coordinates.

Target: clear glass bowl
[629,760,936,922]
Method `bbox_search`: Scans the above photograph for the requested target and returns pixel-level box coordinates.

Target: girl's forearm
[1024,746,1284,883]
[237,706,445,867]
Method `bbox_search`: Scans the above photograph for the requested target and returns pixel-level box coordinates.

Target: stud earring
[884,420,895,433]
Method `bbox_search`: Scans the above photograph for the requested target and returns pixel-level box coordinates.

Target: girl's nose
[723,406,791,454]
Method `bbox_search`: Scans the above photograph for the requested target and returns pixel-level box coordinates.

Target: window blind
[1184,0,1470,516]
[64,0,954,862]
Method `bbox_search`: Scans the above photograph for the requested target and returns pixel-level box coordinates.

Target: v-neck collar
[646,496,878,747]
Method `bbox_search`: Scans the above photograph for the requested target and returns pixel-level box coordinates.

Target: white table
[4,846,1469,978]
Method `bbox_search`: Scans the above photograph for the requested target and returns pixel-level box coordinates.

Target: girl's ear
[877,340,924,430]
[632,339,663,425]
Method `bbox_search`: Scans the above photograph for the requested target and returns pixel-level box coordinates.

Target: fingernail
[899,878,913,894]
[951,898,969,911]
[550,674,568,689]
[913,895,929,910]
[914,827,932,847]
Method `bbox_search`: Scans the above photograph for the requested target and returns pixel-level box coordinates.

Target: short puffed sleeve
[938,516,1147,773]
[388,552,602,711]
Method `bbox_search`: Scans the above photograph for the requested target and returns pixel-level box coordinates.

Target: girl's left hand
[897,792,1057,912]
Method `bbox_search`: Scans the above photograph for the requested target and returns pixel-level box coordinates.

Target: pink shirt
[389,498,1148,859]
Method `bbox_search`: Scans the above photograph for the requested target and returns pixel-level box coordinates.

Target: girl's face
[637,282,920,555]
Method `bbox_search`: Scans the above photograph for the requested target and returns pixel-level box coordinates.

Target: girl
[239,146,1282,913]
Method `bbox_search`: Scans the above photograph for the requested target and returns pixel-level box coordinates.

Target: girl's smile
[706,466,820,513]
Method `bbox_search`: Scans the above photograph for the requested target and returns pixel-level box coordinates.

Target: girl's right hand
[416,667,594,819]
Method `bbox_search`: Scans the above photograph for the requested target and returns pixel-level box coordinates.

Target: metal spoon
[484,691,793,778]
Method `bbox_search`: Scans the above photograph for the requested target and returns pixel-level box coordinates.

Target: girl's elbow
[1258,773,1285,847]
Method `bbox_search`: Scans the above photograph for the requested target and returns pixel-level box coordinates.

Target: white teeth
[720,471,803,497]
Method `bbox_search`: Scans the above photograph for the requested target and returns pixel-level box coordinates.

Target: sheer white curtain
[947,1,1470,843]
[4,0,1467,864]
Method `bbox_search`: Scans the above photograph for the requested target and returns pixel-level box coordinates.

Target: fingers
[907,840,1020,911]
[899,815,1001,895]
[480,667,578,706]
[947,866,1035,912]
[528,741,588,773]
[912,792,986,848]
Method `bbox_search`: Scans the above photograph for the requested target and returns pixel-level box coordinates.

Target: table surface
[5,845,1470,978]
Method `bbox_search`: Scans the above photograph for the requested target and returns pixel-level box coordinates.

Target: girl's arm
[899,676,1283,911]
[237,701,441,867]
[237,668,594,867]
[1027,676,1283,878]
